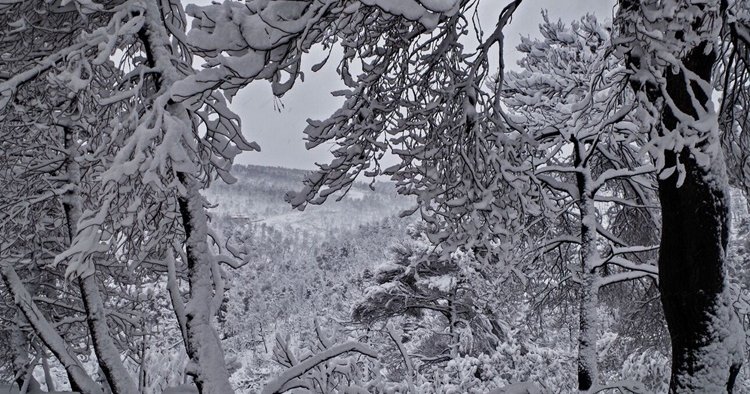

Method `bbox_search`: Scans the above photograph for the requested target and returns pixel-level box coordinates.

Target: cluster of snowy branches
[0,0,253,392]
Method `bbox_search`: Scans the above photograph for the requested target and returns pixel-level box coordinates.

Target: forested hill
[200,165,418,391]
[205,164,414,231]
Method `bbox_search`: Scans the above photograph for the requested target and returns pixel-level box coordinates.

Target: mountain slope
[205,164,413,231]
[200,165,416,391]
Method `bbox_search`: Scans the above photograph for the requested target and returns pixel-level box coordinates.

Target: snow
[360,0,441,29]
[488,382,542,394]
[261,341,377,394]
[163,384,199,394]
[419,275,455,292]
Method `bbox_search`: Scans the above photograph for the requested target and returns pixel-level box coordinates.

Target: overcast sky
[188,1,617,170]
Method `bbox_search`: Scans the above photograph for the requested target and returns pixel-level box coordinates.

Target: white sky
[187,1,617,170]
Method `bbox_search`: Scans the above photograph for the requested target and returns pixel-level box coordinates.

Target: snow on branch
[262,338,378,394]
[596,270,655,288]
[591,165,655,193]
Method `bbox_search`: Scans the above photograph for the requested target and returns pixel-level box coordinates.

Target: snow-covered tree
[353,223,501,367]
[0,2,137,392]
[502,14,660,390]
[719,1,750,201]
[617,0,745,390]
[0,0,258,392]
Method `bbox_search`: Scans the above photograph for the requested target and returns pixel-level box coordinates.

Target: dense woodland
[2,0,750,393]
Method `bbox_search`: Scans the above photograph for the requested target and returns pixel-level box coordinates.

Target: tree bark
[658,152,743,392]
[577,264,599,391]
[135,1,235,391]
[574,139,600,392]
[658,53,744,391]
[619,1,744,391]
[1,262,102,394]
[10,312,42,393]
[41,352,56,392]
[177,172,235,394]
[62,128,138,394]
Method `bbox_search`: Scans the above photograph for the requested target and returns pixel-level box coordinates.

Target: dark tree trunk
[657,40,743,393]
[658,151,742,392]
[619,1,744,391]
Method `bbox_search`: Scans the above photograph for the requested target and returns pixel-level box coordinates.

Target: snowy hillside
[205,165,414,232]
[201,165,417,391]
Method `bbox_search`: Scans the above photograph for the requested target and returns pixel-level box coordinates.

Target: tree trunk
[133,1,235,390]
[659,152,743,392]
[658,17,743,394]
[62,128,138,394]
[10,312,42,393]
[1,263,102,394]
[577,270,599,392]
[177,172,235,394]
[574,141,600,392]
[77,274,138,394]
[619,1,744,391]
[41,352,56,392]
